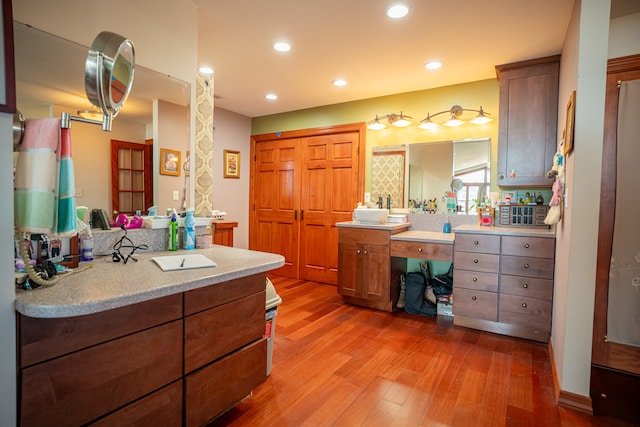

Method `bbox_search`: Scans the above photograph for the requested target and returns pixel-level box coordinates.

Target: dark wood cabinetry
[495,56,560,187]
[453,232,555,342]
[17,274,268,426]
[337,226,407,312]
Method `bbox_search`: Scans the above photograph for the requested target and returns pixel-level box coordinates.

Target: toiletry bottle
[81,231,94,261]
[184,208,196,250]
[168,213,178,251]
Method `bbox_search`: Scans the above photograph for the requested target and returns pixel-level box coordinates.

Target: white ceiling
[197,0,576,118]
[15,0,640,122]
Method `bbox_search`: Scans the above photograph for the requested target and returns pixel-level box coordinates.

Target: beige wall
[212,107,252,249]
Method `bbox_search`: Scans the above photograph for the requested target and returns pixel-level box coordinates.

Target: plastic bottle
[183,208,196,250]
[167,213,178,251]
[443,215,452,233]
[81,231,94,261]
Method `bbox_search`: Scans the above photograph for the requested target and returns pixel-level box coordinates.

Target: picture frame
[563,90,576,155]
[184,150,190,177]
[0,0,16,113]
[223,149,240,179]
[160,148,181,176]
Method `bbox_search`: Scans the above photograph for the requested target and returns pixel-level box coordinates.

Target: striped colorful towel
[14,118,77,237]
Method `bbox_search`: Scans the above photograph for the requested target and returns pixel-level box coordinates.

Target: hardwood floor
[209,276,635,427]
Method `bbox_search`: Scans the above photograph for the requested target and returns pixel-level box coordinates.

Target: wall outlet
[364,192,371,203]
[172,190,179,201]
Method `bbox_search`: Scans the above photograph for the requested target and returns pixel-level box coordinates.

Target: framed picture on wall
[160,148,181,176]
[224,149,240,179]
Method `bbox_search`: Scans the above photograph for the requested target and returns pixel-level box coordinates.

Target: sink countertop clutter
[15,245,285,318]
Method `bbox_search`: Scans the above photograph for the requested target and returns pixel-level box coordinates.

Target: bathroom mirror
[85,31,136,130]
[14,21,191,214]
[372,138,490,213]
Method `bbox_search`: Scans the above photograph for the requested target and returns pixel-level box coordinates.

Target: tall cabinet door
[299,132,360,284]
[251,139,301,278]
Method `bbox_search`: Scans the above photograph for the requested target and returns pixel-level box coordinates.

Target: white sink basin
[353,208,389,224]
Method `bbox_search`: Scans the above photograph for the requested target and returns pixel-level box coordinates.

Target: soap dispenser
[183,208,196,250]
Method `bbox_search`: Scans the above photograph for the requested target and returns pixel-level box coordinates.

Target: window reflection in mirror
[372,138,490,214]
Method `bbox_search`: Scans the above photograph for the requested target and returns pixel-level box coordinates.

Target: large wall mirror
[372,138,490,214]
[14,21,191,216]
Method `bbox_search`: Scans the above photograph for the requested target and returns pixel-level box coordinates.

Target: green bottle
[168,213,179,251]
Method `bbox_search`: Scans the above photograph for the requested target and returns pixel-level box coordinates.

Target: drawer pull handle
[522,303,527,308]
[524,243,530,248]
[523,283,529,288]
[472,296,477,301]
[474,240,479,245]
[524,263,529,269]
[474,259,479,263]
[473,277,478,282]
[418,247,423,252]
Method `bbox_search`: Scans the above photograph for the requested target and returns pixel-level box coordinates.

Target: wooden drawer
[453,288,498,322]
[18,293,182,368]
[185,290,265,373]
[500,274,553,300]
[185,338,267,427]
[454,251,500,273]
[90,380,183,427]
[184,273,265,315]
[501,255,554,279]
[20,320,183,427]
[454,233,500,254]
[501,235,555,258]
[390,240,453,261]
[499,293,552,331]
[339,227,392,246]
[453,269,498,292]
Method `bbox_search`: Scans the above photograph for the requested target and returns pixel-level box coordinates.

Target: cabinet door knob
[524,243,530,248]
[474,240,479,245]
[363,250,368,255]
[418,247,423,252]
[524,263,529,269]
[523,283,529,288]
[472,296,477,301]
[522,303,527,308]
[356,250,361,254]
[472,277,478,282]
[474,259,479,263]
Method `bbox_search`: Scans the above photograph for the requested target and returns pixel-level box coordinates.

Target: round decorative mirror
[85,31,135,130]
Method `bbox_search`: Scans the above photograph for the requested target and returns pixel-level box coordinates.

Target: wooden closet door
[299,132,361,284]
[251,139,301,277]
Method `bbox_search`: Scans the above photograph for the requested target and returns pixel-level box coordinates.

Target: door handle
[294,210,297,220]
[301,210,304,220]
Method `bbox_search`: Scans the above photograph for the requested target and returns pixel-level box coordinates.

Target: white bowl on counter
[352,208,389,224]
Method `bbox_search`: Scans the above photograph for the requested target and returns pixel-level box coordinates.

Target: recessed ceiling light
[198,66,214,75]
[425,61,442,70]
[332,79,347,87]
[387,3,409,19]
[273,42,291,52]
[265,93,278,101]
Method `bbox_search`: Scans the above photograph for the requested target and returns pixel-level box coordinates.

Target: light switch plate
[172,190,179,201]
[364,192,371,203]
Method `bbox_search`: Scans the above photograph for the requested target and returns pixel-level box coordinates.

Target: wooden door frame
[592,54,640,373]
[110,139,154,216]
[249,123,366,275]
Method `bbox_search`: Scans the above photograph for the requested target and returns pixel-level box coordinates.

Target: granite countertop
[15,246,285,319]
[390,230,455,244]
[454,224,556,238]
[336,221,411,231]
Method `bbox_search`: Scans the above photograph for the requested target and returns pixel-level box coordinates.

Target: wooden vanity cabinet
[453,234,501,322]
[495,55,560,187]
[338,227,406,312]
[453,232,555,342]
[18,274,268,427]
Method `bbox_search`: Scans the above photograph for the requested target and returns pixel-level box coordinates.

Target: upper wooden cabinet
[495,56,560,187]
